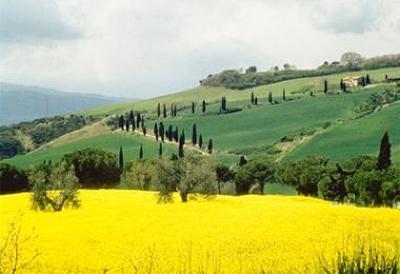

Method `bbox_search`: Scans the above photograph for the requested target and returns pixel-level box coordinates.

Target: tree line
[200,52,400,90]
[1,130,398,209]
[118,130,399,206]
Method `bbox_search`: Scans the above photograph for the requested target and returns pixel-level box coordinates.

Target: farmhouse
[342,76,364,87]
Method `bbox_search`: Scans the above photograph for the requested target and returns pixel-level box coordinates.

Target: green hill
[3,67,400,169]
[285,101,400,163]
[86,67,400,116]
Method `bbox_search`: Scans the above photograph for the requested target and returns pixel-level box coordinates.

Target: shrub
[0,137,25,159]
[380,170,400,207]
[317,164,348,203]
[275,155,330,197]
[0,163,29,194]
[62,148,121,188]
[215,164,235,194]
[234,158,274,195]
[124,160,158,190]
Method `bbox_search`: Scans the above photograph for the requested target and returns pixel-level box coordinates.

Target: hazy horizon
[1,0,400,98]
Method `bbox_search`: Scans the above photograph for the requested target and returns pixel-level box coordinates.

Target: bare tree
[0,214,40,273]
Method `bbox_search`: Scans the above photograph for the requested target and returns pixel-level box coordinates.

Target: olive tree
[30,162,80,212]
[156,152,217,203]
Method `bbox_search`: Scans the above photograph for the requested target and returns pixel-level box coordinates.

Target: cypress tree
[385,74,388,82]
[141,116,145,129]
[366,74,371,85]
[157,103,161,118]
[142,125,147,136]
[119,146,124,170]
[181,130,185,145]
[251,92,254,104]
[378,131,391,170]
[221,97,227,112]
[191,102,195,114]
[168,125,173,141]
[173,104,177,117]
[239,155,247,166]
[361,76,366,87]
[129,110,134,122]
[159,142,163,158]
[163,104,167,118]
[202,100,206,113]
[139,144,143,160]
[174,126,179,142]
[158,122,164,142]
[268,92,273,104]
[154,123,159,140]
[192,124,197,145]
[254,97,258,105]
[178,130,185,158]
[171,104,174,117]
[324,80,328,94]
[119,115,124,130]
[199,134,203,149]
[340,79,347,92]
[207,138,213,154]
[125,119,130,131]
[159,122,165,142]
[132,117,136,131]
[283,89,286,101]
[136,113,140,129]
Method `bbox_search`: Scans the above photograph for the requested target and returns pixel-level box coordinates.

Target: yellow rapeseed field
[1,190,400,273]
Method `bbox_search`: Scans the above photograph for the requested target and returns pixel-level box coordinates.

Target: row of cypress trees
[118,111,147,135]
[157,100,208,118]
[248,91,283,106]
[118,134,213,168]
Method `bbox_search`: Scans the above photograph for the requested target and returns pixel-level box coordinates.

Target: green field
[285,102,400,163]
[148,86,392,157]
[5,132,177,169]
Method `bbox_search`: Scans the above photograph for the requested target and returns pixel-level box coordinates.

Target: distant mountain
[0,83,136,125]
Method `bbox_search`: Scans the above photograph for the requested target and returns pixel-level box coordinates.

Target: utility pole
[45,97,49,117]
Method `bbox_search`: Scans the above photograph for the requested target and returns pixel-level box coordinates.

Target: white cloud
[0,0,81,42]
[310,0,384,34]
[0,0,399,98]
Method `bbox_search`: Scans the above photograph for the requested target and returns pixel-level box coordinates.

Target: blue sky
[0,0,399,98]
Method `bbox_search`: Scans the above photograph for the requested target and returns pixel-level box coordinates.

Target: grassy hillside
[285,102,400,163]
[156,88,380,154]
[86,67,400,116]
[1,190,400,273]
[5,132,177,169]
[3,67,399,169]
